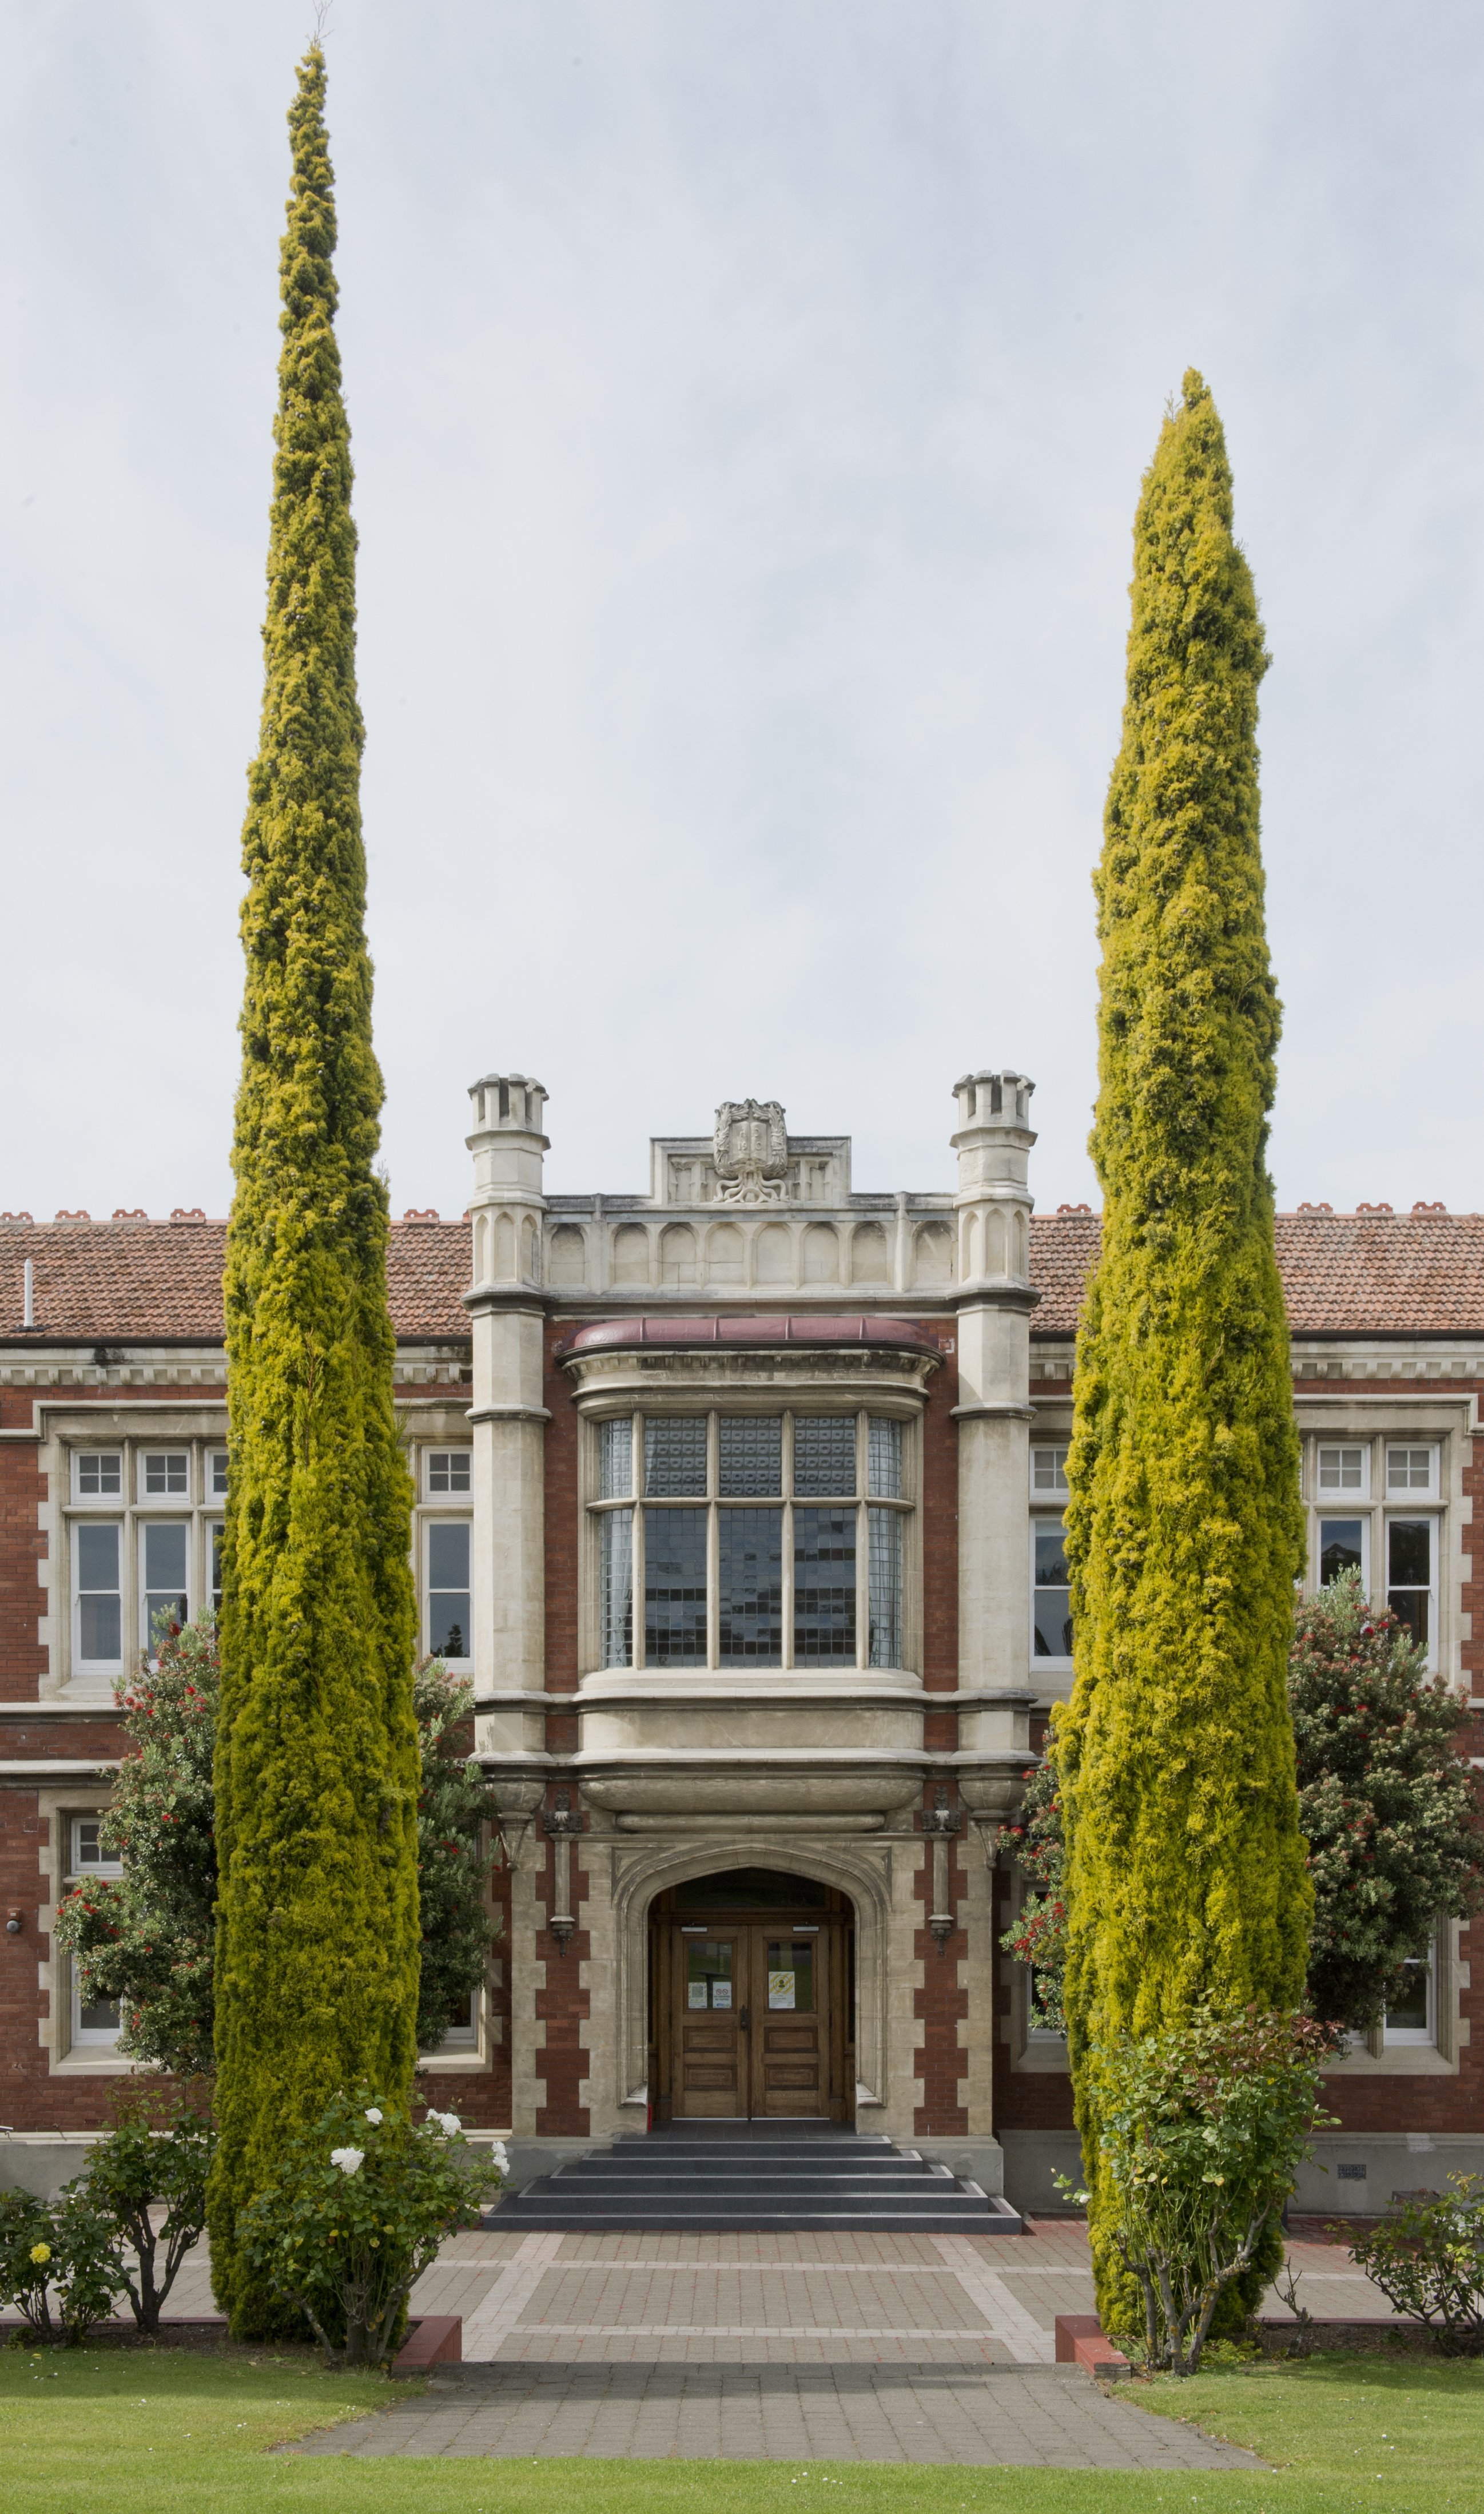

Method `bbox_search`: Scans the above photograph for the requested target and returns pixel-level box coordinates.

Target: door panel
[675,1931,746,2116]
[750,1931,829,2117]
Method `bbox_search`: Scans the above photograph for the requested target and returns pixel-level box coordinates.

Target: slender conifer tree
[207,44,420,2337]
[1059,372,1311,2328]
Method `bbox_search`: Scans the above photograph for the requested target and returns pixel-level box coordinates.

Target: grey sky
[3,2,1481,1224]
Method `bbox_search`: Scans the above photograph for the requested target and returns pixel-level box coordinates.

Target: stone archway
[607,1835,896,2128]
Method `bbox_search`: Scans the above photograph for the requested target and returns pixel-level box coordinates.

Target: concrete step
[491,2203,1023,2233]
[485,2128,1020,2234]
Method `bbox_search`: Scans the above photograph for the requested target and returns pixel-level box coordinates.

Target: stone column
[952,1070,1039,1693]
[464,1073,550,1774]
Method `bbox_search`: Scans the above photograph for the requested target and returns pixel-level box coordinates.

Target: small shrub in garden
[237,2091,506,2369]
[1068,2007,1337,2376]
[0,2185,126,2346]
[1348,2175,1484,2356]
[83,2087,214,2334]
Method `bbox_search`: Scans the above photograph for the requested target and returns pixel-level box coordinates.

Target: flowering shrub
[82,2088,214,2334]
[236,2091,505,2368]
[1072,2008,1337,2374]
[999,1574,1484,2036]
[413,1658,505,2050]
[998,1760,1065,2031]
[51,1617,218,2074]
[0,2185,126,2345]
[1290,1570,1484,2030]
[1348,2175,1484,2356]
[51,1631,504,2072]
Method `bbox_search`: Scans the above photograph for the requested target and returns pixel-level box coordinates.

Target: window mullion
[706,1499,720,1670]
[632,1493,647,1671]
[855,1498,868,1670]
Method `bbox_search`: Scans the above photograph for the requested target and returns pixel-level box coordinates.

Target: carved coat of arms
[713,1099,789,1204]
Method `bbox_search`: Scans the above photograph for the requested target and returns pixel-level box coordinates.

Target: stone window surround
[1300,1412,1470,1680]
[27,1397,482,1701]
[33,1784,138,2077]
[563,1351,933,1685]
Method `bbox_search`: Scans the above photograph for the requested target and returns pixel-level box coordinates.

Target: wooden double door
[651,1884,853,2122]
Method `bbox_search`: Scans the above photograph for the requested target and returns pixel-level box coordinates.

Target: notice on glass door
[768,1971,796,2009]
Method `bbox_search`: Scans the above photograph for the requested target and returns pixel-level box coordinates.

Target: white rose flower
[425,2108,461,2136]
[364,2107,383,2126]
[329,2147,364,2175]
[491,2142,510,2177]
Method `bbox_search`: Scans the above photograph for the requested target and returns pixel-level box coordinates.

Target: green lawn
[0,2343,1480,2513]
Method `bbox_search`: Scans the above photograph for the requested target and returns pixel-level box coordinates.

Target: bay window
[588,1410,913,1672]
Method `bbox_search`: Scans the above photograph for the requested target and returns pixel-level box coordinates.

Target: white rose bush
[237,2089,504,2368]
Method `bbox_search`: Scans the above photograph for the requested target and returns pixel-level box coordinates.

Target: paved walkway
[33,2214,1400,2467]
[287,2358,1264,2468]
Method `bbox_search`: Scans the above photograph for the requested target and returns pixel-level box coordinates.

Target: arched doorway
[648,1868,856,2124]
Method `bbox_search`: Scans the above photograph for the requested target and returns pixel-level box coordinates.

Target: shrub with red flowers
[1291,1568,1484,2030]
[998,1758,1067,2031]
[53,1617,218,2073]
[998,1570,1483,2036]
[52,1628,503,2073]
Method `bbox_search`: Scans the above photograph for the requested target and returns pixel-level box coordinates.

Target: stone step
[491,2203,1024,2233]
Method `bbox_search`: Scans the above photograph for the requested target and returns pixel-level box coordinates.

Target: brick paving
[288,2359,1265,2468]
[25,2212,1402,2465]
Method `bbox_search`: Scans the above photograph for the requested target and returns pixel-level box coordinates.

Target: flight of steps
[489,2125,1023,2234]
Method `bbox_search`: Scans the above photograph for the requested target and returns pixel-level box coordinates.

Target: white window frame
[1386,1442,1440,1501]
[137,1516,192,1656]
[1030,1443,1069,1497]
[1315,1442,1370,1500]
[424,1987,480,2053]
[1314,1507,1370,1594]
[69,1814,122,1877]
[72,1516,125,1675]
[1383,1938,1438,2048]
[1384,1509,1438,1671]
[206,1519,225,1618]
[1029,1515,1073,1670]
[207,1448,229,1500]
[138,1448,192,1502]
[72,1449,123,1503]
[425,1448,472,1498]
[424,1516,473,1666]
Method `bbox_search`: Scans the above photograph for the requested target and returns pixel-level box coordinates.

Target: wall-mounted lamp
[5,1911,23,1936]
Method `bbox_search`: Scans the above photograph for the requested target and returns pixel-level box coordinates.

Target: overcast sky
[3,2,1481,1225]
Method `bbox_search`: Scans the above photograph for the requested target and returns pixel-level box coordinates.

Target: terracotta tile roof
[1,1210,1481,1345]
[1028,1209,1484,1338]
[0,1220,471,1342]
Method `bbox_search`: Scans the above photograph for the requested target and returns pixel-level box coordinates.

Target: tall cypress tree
[1059,372,1311,2326]
[207,45,420,2337]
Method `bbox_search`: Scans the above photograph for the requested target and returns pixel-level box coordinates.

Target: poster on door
[712,1980,732,2008]
[767,1970,796,2009]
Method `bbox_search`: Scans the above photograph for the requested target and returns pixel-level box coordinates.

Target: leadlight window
[644,1506,708,1665]
[646,1419,707,1496]
[589,1410,913,1671]
[867,1508,902,1666]
[719,1508,783,1662]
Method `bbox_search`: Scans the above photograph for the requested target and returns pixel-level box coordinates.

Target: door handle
[738,2007,750,2034]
